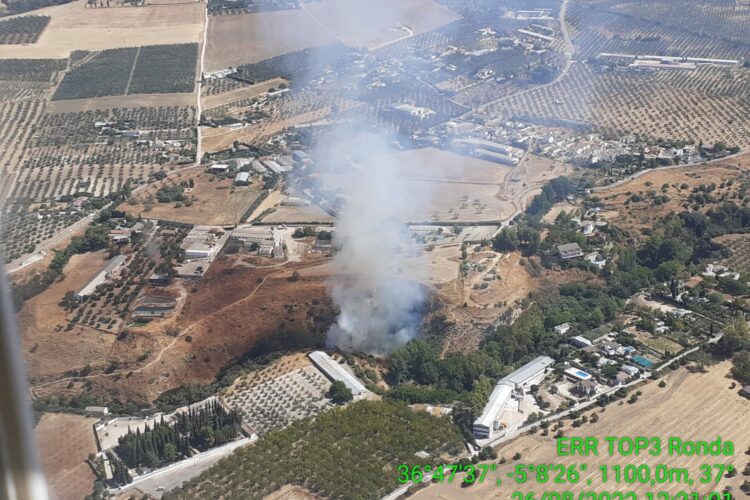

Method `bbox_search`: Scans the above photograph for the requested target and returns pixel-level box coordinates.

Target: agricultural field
[567,1,750,60]
[165,400,465,500]
[53,43,198,100]
[717,233,750,274]
[0,15,49,44]
[300,0,461,49]
[221,354,333,434]
[575,0,750,51]
[1,105,196,257]
[495,63,750,147]
[207,0,298,16]
[413,363,750,500]
[122,169,265,226]
[204,9,338,71]
[0,1,204,59]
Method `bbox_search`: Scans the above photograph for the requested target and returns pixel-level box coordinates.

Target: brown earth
[122,169,263,225]
[202,78,287,110]
[204,9,338,71]
[46,93,195,114]
[414,362,750,499]
[593,161,747,232]
[31,252,333,403]
[36,413,98,500]
[0,0,204,59]
[17,250,155,381]
[300,0,461,50]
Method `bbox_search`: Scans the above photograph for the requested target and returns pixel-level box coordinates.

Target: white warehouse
[473,355,555,440]
[308,351,367,398]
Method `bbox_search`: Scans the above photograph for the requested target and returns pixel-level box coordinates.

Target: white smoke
[320,132,429,355]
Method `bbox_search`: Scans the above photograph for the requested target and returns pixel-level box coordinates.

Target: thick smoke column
[323,132,428,355]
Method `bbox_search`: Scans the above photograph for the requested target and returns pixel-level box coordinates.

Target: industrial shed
[473,355,555,439]
[308,351,366,398]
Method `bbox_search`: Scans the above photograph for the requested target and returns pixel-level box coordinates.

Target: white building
[185,242,215,259]
[234,172,250,185]
[308,351,367,398]
[554,322,571,335]
[473,356,555,439]
[75,255,127,299]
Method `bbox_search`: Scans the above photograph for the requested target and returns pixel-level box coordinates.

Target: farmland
[0,1,204,59]
[413,363,750,500]
[53,43,198,100]
[204,9,338,71]
[0,15,49,44]
[1,104,196,258]
[495,63,750,147]
[122,169,265,226]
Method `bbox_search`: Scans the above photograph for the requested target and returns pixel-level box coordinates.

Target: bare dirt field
[17,251,129,380]
[36,412,98,500]
[301,0,461,50]
[46,93,195,114]
[204,0,459,71]
[202,106,336,152]
[204,9,337,71]
[260,204,335,224]
[33,252,333,402]
[0,0,204,59]
[318,148,517,223]
[122,169,263,225]
[202,78,286,109]
[414,362,750,499]
[593,162,747,231]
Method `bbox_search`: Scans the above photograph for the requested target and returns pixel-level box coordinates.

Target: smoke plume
[320,132,428,355]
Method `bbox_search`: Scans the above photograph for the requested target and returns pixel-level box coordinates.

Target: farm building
[554,322,571,335]
[308,351,367,398]
[570,335,593,348]
[263,160,284,174]
[291,150,311,163]
[209,164,230,174]
[75,255,126,300]
[234,172,250,186]
[185,242,215,259]
[389,103,436,119]
[251,160,268,174]
[230,225,282,257]
[517,28,555,43]
[558,242,583,260]
[473,148,520,166]
[473,356,555,439]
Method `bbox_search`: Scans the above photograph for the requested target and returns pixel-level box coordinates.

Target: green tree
[327,380,353,404]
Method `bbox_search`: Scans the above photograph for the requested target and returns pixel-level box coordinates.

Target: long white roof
[474,383,513,429]
[474,356,555,429]
[309,351,366,396]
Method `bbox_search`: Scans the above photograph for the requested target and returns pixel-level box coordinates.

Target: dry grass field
[0,0,203,59]
[593,161,748,231]
[122,169,264,225]
[204,0,459,71]
[32,252,333,403]
[17,251,159,381]
[204,9,337,71]
[36,413,99,500]
[301,0,461,50]
[414,362,750,499]
[46,92,195,113]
